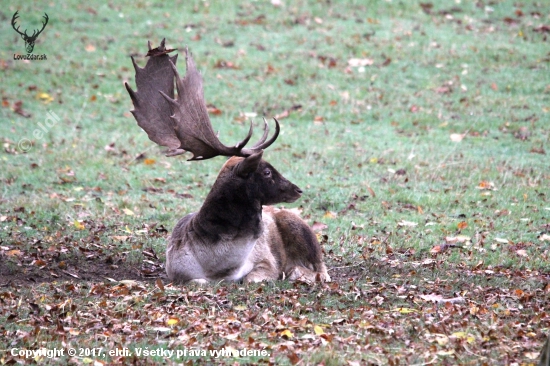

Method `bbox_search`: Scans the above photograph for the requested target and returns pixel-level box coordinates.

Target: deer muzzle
[282,183,303,203]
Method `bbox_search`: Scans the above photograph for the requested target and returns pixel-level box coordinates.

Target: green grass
[1,0,549,364]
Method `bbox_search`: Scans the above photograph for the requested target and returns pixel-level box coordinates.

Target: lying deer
[125,39,330,284]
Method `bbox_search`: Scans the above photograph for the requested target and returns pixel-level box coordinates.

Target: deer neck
[192,188,263,243]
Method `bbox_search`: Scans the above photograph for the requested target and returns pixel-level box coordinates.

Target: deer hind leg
[286,263,330,283]
[274,210,331,283]
[243,232,281,283]
[244,259,279,283]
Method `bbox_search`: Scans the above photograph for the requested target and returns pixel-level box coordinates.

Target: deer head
[124,39,279,161]
[11,11,49,54]
[212,152,303,207]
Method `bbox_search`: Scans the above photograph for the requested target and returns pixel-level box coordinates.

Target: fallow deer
[125,39,330,284]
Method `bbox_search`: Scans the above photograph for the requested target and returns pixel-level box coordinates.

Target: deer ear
[235,151,263,177]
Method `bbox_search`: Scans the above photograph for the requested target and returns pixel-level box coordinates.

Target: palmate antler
[125,39,279,160]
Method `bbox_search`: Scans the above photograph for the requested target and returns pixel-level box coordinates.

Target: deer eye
[263,168,272,177]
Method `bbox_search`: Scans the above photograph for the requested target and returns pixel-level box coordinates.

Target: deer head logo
[11,11,49,54]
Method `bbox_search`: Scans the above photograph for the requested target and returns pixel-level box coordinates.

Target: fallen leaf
[437,350,455,356]
[6,249,22,257]
[166,317,179,326]
[450,133,465,142]
[398,220,417,227]
[445,235,471,243]
[123,208,135,216]
[450,332,475,344]
[367,186,376,198]
[323,211,337,219]
[348,58,374,67]
[36,92,54,104]
[62,270,79,278]
[524,351,540,360]
[287,352,300,365]
[436,85,452,94]
[144,159,156,165]
[74,220,85,230]
[156,278,165,292]
[151,327,171,332]
[111,236,129,241]
[207,105,222,115]
[477,181,495,190]
[419,294,465,303]
[311,222,328,232]
[13,100,31,117]
[314,325,325,335]
[119,280,139,287]
[392,307,418,314]
[516,249,528,257]
[436,335,449,346]
[472,260,484,270]
[280,329,294,339]
[533,24,550,33]
[214,60,238,69]
[225,333,239,340]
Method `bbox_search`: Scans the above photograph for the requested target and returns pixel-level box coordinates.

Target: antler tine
[125,40,181,154]
[249,118,270,149]
[234,121,254,149]
[159,57,255,160]
[247,118,280,152]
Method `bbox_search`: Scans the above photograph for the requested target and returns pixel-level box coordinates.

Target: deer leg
[274,210,331,282]
[244,262,279,283]
[287,264,330,283]
[244,241,280,283]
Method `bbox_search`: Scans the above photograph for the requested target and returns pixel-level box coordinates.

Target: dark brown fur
[165,155,330,283]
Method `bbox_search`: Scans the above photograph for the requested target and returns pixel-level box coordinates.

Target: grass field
[1,0,549,364]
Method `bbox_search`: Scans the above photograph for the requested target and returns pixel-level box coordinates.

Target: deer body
[166,156,329,283]
[125,40,329,283]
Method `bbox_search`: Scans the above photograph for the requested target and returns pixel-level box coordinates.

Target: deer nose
[294,186,303,194]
